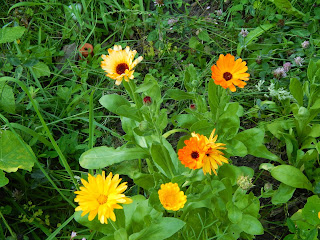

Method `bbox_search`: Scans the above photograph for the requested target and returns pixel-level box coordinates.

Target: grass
[1,0,320,239]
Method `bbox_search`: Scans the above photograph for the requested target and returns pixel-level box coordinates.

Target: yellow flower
[101,45,143,85]
[318,211,320,220]
[158,182,187,211]
[211,54,250,92]
[201,129,229,175]
[74,171,132,224]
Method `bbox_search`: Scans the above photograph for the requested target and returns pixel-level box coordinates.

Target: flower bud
[189,104,196,110]
[143,96,152,106]
[237,175,253,190]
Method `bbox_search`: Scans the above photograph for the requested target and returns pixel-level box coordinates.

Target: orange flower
[178,134,207,169]
[211,54,250,92]
[178,129,228,175]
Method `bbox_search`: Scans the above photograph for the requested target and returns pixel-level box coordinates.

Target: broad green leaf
[208,80,230,118]
[114,228,128,240]
[227,201,242,223]
[172,114,198,128]
[268,0,305,18]
[198,30,210,42]
[99,94,130,113]
[166,89,195,101]
[225,139,247,157]
[271,165,313,190]
[218,102,240,140]
[74,211,115,235]
[0,170,9,187]
[0,130,35,172]
[289,78,303,106]
[129,217,185,240]
[116,105,142,122]
[0,83,15,114]
[271,183,295,205]
[184,64,197,92]
[150,143,175,178]
[237,24,275,55]
[79,146,149,169]
[234,128,279,161]
[302,195,320,226]
[123,195,146,232]
[238,214,264,235]
[32,62,51,78]
[0,26,25,43]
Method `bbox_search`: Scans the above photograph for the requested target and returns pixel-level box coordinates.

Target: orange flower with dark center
[211,54,249,92]
[178,135,207,170]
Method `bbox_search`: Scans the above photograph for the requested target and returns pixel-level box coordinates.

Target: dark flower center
[116,63,129,75]
[223,72,233,81]
[191,151,199,159]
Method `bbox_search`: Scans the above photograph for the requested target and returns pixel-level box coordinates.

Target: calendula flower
[211,54,250,92]
[178,134,207,170]
[193,129,228,175]
[74,171,132,224]
[158,183,187,211]
[101,45,143,85]
[318,211,320,220]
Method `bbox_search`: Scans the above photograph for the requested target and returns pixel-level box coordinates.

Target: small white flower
[267,83,294,101]
[70,231,77,239]
[301,41,310,49]
[294,56,304,67]
[168,18,178,25]
[154,0,164,7]
[240,28,249,38]
[273,67,287,79]
[255,80,265,91]
[283,62,291,72]
[216,9,222,16]
[206,6,210,10]
[68,3,82,21]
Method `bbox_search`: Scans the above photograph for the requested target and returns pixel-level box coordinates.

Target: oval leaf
[271,165,313,191]
[80,146,149,169]
[0,130,35,172]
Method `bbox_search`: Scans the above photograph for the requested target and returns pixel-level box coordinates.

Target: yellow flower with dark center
[74,171,132,224]
[211,54,250,92]
[178,135,207,169]
[158,182,187,211]
[101,45,143,85]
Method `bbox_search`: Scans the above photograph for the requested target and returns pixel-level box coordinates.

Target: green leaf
[129,217,185,240]
[74,211,115,235]
[0,26,25,43]
[0,130,35,172]
[79,146,149,169]
[238,214,264,235]
[32,62,51,78]
[271,165,313,190]
[172,114,198,128]
[302,195,320,226]
[271,183,295,205]
[198,30,210,42]
[100,94,130,111]
[0,170,9,187]
[0,83,15,114]
[114,228,128,240]
[166,89,195,101]
[227,201,242,223]
[268,0,305,18]
[234,128,279,161]
[184,64,197,92]
[237,24,275,55]
[289,78,303,106]
[189,36,200,49]
[150,143,175,178]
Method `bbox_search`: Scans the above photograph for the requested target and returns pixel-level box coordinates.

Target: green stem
[46,214,75,240]
[0,210,15,238]
[162,128,189,139]
[89,90,95,176]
